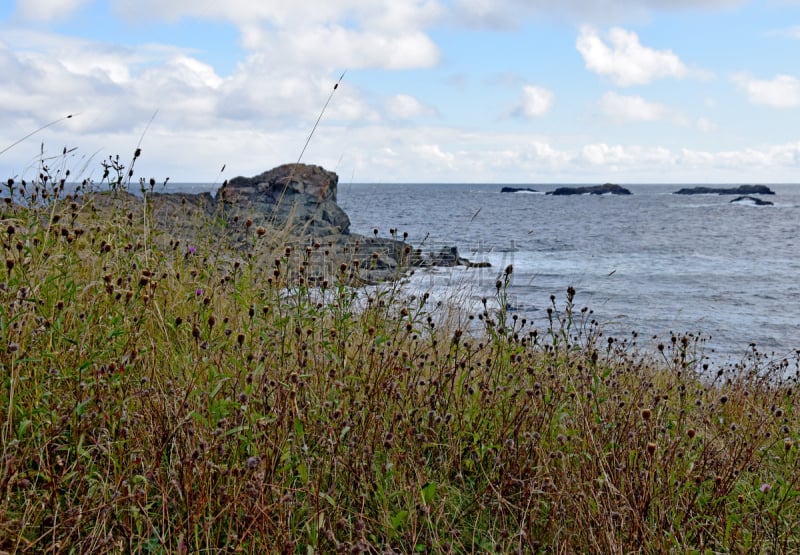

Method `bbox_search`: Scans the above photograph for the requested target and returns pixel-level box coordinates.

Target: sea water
[337,183,800,364]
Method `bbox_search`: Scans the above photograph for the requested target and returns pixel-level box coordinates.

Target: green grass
[1,162,799,554]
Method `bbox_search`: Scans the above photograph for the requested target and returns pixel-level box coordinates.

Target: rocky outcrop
[730,195,774,206]
[500,186,539,193]
[219,164,350,240]
[673,185,775,195]
[548,183,631,196]
[82,163,487,283]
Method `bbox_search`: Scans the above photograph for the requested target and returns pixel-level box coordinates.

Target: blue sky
[1,0,800,183]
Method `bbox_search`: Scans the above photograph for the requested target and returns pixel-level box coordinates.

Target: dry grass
[1,158,799,554]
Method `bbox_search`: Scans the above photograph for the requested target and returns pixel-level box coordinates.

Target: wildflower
[188,245,196,254]
[196,288,203,296]
[760,483,772,493]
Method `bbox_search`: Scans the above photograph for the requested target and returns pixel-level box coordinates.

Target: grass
[1,155,799,554]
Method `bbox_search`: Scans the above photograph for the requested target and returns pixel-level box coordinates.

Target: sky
[1,0,800,184]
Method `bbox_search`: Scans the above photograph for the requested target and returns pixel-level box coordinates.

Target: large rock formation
[219,163,350,239]
[547,183,631,196]
[673,185,775,195]
[82,163,484,283]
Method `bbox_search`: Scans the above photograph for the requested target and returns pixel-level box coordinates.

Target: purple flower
[188,245,196,254]
[760,483,772,493]
[196,288,203,296]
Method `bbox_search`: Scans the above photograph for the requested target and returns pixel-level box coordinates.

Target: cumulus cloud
[733,73,800,108]
[452,0,743,28]
[249,27,440,70]
[112,0,443,30]
[599,91,665,122]
[577,26,689,86]
[581,142,673,166]
[0,31,239,134]
[384,94,436,119]
[513,85,554,118]
[15,0,92,21]
[111,0,442,70]
[411,143,456,169]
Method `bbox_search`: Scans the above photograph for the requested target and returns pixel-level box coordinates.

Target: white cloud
[452,0,743,29]
[581,142,673,166]
[111,0,442,70]
[250,27,440,70]
[680,142,800,170]
[412,143,456,168]
[112,0,443,30]
[733,74,800,108]
[599,91,665,121]
[513,85,554,118]
[15,0,92,21]
[0,27,378,134]
[577,26,688,86]
[0,31,239,134]
[384,94,436,119]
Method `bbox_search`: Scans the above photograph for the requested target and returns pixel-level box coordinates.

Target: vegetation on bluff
[1,154,799,554]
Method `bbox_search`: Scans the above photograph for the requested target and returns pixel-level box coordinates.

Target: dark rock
[730,196,774,206]
[547,183,631,196]
[220,163,350,239]
[412,245,489,269]
[501,186,539,193]
[673,185,775,195]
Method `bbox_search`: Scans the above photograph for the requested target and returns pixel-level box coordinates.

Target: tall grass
[1,154,799,554]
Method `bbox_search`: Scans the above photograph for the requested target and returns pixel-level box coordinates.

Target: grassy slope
[0,178,799,554]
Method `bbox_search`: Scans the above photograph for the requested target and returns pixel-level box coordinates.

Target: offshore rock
[673,185,775,195]
[500,186,539,193]
[548,183,632,196]
[730,195,774,206]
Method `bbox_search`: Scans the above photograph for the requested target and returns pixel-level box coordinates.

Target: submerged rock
[730,195,774,206]
[548,183,631,196]
[501,186,539,193]
[673,185,775,195]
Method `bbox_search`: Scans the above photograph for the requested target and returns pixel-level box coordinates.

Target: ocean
[337,183,800,365]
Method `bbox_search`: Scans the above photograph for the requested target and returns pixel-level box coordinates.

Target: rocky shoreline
[82,163,486,283]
